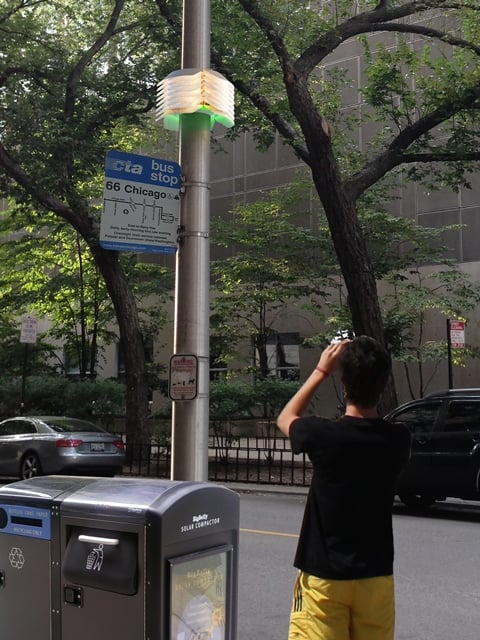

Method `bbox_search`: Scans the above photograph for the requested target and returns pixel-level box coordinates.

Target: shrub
[0,375,125,427]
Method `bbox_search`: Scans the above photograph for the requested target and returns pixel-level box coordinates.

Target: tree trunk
[314,166,398,411]
[0,143,152,444]
[284,74,397,412]
[92,247,150,447]
[255,333,270,378]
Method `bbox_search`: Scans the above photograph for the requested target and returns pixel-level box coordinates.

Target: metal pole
[20,343,28,412]
[171,0,211,481]
[446,318,453,389]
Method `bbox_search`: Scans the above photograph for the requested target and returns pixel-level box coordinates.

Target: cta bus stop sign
[100,149,181,254]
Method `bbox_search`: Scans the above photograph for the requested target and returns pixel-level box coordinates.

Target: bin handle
[78,534,120,546]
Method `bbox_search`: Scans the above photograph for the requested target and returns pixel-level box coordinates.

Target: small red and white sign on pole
[168,354,198,400]
[449,320,465,348]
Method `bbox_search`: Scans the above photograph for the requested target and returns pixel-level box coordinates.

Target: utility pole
[171,0,212,481]
[156,0,234,481]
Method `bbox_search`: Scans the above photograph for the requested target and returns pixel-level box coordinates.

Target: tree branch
[212,0,312,161]
[400,151,480,164]
[84,95,155,137]
[237,0,292,65]
[0,66,50,91]
[227,1,480,171]
[211,54,310,163]
[358,21,480,56]
[153,0,182,31]
[0,0,47,26]
[296,2,480,76]
[346,81,480,199]
[64,0,127,120]
[0,140,96,239]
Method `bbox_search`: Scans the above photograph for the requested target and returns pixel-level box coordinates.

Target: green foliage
[209,376,300,458]
[210,377,300,421]
[209,378,250,458]
[0,0,180,439]
[0,320,60,376]
[382,261,480,398]
[0,0,177,199]
[0,212,114,376]
[210,379,255,422]
[357,9,480,189]
[0,194,172,381]
[250,377,301,420]
[211,180,337,374]
[361,38,420,131]
[0,375,126,425]
[319,199,480,397]
[3,1,480,416]
[65,379,126,422]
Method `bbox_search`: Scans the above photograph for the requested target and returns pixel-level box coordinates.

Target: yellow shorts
[288,570,395,640]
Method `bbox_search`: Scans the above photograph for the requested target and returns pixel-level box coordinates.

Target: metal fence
[123,434,313,487]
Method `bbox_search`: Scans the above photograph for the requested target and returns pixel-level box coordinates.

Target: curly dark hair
[338,336,391,408]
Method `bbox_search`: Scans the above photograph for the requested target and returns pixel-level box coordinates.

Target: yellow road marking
[240,527,298,539]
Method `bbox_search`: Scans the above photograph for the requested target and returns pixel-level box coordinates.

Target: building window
[210,337,228,381]
[63,346,80,377]
[254,332,300,380]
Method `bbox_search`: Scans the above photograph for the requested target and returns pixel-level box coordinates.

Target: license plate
[90,442,105,452]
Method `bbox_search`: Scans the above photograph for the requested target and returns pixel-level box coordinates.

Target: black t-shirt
[290,415,411,580]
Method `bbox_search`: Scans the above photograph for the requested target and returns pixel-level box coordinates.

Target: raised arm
[276,341,349,437]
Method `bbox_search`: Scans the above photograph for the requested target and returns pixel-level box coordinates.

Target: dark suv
[386,389,480,508]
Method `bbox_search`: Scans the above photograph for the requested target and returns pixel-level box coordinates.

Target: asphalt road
[1,478,479,639]
[238,491,480,640]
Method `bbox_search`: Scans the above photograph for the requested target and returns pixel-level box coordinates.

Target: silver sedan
[0,416,126,479]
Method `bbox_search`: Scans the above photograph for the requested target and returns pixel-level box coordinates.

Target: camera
[330,330,354,344]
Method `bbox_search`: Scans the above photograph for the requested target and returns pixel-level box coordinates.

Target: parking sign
[449,320,465,348]
[20,316,38,344]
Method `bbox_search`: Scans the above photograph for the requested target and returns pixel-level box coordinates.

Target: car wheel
[20,452,42,479]
[398,491,435,509]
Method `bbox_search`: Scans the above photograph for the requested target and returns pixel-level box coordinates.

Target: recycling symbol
[9,547,25,569]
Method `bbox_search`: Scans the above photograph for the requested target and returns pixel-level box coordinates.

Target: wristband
[315,366,330,376]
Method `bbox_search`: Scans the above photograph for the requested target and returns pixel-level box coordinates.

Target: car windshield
[39,417,106,434]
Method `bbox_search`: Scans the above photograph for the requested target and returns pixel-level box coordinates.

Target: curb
[215,481,309,497]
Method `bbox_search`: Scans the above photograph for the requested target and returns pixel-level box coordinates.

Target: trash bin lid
[0,475,99,502]
[59,477,189,520]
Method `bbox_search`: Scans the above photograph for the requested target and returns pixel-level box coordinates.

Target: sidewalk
[215,480,309,497]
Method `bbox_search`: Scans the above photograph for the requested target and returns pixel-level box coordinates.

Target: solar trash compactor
[0,475,239,640]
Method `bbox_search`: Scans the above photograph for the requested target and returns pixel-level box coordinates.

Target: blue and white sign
[0,503,51,540]
[100,150,182,254]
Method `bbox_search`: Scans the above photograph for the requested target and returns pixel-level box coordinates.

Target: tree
[0,205,172,381]
[3,0,480,427]
[211,181,337,377]
[213,177,480,399]
[350,204,480,398]
[0,319,59,378]
[303,184,480,397]
[0,0,177,443]
[0,211,116,378]
[385,267,480,399]
[378,233,480,399]
[201,0,480,410]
